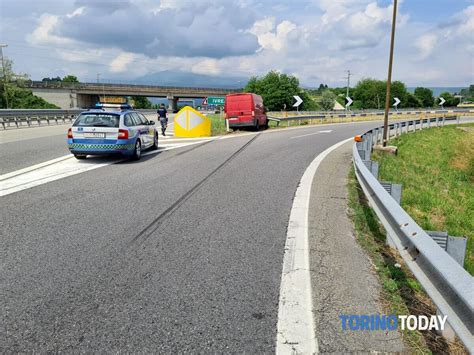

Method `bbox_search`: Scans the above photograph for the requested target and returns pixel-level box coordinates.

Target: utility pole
[0,44,9,109]
[382,0,398,147]
[345,70,351,111]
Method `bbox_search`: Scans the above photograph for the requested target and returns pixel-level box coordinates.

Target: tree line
[244,73,472,111]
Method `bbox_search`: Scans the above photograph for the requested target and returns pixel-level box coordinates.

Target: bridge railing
[352,116,473,350]
[18,80,242,93]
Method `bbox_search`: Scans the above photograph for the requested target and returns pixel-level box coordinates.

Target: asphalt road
[0,113,169,175]
[0,121,415,352]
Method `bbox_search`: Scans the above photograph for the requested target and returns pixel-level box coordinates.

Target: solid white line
[276,137,353,355]
[290,130,332,139]
[0,140,209,197]
[0,154,73,181]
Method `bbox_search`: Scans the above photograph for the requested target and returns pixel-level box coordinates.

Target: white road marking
[276,137,352,355]
[0,140,210,197]
[0,154,73,181]
[290,130,332,139]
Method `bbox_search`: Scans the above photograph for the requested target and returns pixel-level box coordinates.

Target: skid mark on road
[128,134,260,248]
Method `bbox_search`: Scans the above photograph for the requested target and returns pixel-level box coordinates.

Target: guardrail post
[436,309,455,342]
[456,115,460,125]
[363,160,379,178]
[435,116,439,127]
[379,182,402,204]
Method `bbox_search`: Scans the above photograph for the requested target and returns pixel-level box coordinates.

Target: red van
[224,93,268,130]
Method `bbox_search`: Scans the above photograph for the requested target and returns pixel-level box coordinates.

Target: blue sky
[0,0,473,87]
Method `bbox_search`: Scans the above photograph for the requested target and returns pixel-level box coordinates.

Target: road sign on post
[293,95,303,112]
[207,97,225,105]
[202,97,208,105]
[345,96,353,110]
[393,97,400,111]
[439,97,446,109]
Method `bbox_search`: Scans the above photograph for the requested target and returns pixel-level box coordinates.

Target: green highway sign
[207,96,225,105]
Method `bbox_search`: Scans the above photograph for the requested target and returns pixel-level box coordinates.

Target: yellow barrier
[174,106,211,138]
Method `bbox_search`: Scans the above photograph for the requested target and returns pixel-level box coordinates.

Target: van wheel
[255,120,260,131]
[264,119,269,129]
[132,140,142,160]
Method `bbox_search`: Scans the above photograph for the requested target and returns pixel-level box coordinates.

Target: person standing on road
[157,103,168,136]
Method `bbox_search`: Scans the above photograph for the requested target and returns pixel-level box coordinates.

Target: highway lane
[0,113,172,175]
[0,127,69,175]
[0,121,414,352]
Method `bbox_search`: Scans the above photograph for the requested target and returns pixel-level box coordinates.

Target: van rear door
[225,94,253,118]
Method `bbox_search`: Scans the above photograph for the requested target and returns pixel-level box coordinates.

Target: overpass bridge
[20,81,241,110]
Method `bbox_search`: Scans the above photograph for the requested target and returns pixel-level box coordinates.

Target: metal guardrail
[352,116,473,350]
[267,108,474,122]
[0,109,158,130]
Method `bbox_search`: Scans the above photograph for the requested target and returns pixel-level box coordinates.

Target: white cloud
[415,34,437,59]
[8,0,472,86]
[254,20,299,51]
[191,59,221,76]
[26,14,73,45]
[66,7,85,18]
[109,52,137,73]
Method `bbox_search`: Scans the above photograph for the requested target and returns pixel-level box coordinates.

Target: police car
[67,104,158,160]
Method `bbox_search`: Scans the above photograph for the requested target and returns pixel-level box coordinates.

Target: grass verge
[348,168,467,354]
[372,123,473,274]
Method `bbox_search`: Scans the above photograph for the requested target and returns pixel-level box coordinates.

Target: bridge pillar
[77,94,99,109]
[167,96,178,112]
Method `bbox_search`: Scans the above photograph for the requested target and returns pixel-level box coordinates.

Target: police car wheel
[152,133,158,150]
[74,154,87,160]
[132,140,142,160]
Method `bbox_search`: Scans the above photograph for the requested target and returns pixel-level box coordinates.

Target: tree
[320,90,336,111]
[438,92,459,107]
[317,83,328,94]
[131,96,153,109]
[243,70,316,111]
[353,78,413,109]
[459,85,474,101]
[41,76,61,82]
[0,57,59,109]
[62,75,79,83]
[353,78,386,109]
[406,93,422,108]
[414,87,434,107]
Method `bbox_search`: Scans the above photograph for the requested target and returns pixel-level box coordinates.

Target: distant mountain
[134,70,248,89]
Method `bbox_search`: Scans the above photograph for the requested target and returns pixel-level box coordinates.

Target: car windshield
[73,113,120,127]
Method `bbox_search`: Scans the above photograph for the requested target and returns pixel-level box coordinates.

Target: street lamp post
[0,44,9,109]
[382,0,398,147]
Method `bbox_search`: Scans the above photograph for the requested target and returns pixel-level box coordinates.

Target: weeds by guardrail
[352,116,473,350]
